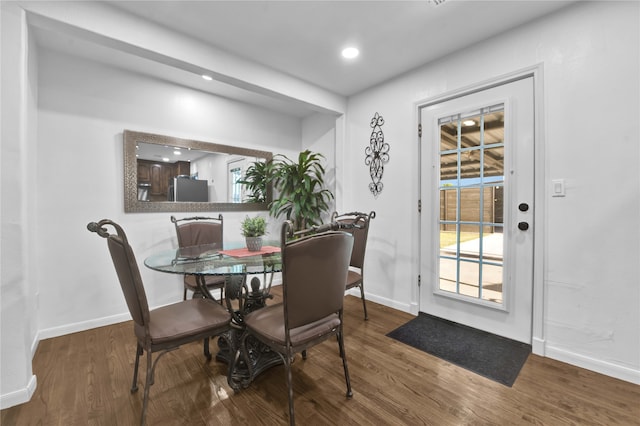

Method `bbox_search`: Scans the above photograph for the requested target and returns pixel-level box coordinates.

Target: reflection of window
[230,167,242,203]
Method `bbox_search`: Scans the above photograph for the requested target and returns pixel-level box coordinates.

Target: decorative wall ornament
[365,112,390,197]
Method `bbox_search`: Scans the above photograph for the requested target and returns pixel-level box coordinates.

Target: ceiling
[32,0,575,117]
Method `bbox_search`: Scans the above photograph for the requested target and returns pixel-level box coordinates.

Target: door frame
[415,64,546,355]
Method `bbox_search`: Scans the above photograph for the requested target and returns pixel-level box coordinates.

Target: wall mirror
[124,130,272,213]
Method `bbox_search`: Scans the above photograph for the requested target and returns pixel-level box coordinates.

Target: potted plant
[269,150,334,233]
[237,160,270,203]
[241,215,267,251]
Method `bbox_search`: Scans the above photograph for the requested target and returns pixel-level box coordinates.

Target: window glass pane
[484,147,504,179]
[440,224,458,256]
[484,111,504,145]
[481,263,503,303]
[440,153,458,181]
[458,260,480,298]
[440,188,457,225]
[491,186,504,225]
[460,114,482,148]
[460,187,481,223]
[460,149,482,180]
[440,121,458,152]
[458,226,480,256]
[230,167,242,203]
[439,257,457,294]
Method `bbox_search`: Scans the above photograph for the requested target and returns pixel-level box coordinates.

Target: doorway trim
[415,64,546,355]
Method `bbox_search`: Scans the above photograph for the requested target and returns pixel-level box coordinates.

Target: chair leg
[358,283,368,320]
[284,351,295,426]
[337,328,353,398]
[141,349,153,426]
[131,343,143,393]
[203,337,212,361]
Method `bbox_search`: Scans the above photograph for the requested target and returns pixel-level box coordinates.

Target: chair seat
[134,298,231,347]
[183,274,226,290]
[346,270,362,289]
[244,303,341,349]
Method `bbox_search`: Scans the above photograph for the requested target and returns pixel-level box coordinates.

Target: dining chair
[331,211,376,320]
[238,220,354,426]
[87,219,232,426]
[171,215,226,300]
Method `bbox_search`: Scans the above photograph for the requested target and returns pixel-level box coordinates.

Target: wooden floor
[2,289,639,425]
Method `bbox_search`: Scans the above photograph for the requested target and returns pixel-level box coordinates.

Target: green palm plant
[269,150,334,232]
[237,160,269,203]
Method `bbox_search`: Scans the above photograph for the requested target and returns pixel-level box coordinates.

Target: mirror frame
[124,130,273,213]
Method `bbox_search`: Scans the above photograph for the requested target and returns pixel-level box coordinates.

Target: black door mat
[386,313,531,386]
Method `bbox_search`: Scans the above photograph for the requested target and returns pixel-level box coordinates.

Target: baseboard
[37,282,284,341]
[0,374,37,410]
[531,336,545,356]
[349,289,414,314]
[38,312,132,341]
[545,344,640,385]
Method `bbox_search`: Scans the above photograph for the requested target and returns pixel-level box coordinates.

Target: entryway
[419,76,535,344]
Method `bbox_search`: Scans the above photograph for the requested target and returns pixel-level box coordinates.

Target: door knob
[518,222,529,231]
[518,203,529,212]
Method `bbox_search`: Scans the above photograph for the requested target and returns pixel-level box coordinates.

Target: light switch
[552,179,565,197]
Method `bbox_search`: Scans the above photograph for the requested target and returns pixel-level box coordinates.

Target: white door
[419,77,534,343]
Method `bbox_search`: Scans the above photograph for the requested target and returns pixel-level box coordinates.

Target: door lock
[518,203,529,212]
[518,222,529,231]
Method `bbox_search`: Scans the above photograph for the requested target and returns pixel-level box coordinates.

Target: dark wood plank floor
[2,289,639,425]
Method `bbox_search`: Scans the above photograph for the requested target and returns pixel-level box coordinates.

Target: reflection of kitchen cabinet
[176,161,191,176]
[137,159,179,199]
[137,162,151,182]
[150,164,164,196]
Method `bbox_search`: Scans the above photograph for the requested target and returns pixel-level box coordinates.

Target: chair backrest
[280,221,354,330]
[331,211,375,269]
[171,215,223,248]
[87,220,150,329]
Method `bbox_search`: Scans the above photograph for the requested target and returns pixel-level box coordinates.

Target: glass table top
[144,242,282,276]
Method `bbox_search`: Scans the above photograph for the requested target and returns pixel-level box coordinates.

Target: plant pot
[245,236,263,252]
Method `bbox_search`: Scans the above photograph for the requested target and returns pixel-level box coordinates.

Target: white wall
[34,49,305,338]
[345,1,639,383]
[302,112,341,223]
[0,2,38,409]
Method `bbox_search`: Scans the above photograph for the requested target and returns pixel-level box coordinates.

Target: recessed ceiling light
[173,150,181,155]
[202,74,213,81]
[162,157,170,162]
[341,47,359,59]
[463,120,476,126]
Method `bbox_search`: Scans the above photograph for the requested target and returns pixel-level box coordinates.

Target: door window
[438,105,505,304]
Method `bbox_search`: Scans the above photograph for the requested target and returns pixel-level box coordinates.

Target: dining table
[144,241,283,391]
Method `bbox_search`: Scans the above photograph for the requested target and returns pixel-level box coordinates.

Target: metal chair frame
[171,215,225,300]
[88,219,232,425]
[239,221,354,425]
[330,211,376,319]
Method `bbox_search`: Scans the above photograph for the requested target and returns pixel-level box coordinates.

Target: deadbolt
[518,222,529,231]
[518,203,529,212]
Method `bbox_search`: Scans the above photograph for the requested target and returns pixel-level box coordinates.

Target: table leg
[195,274,216,301]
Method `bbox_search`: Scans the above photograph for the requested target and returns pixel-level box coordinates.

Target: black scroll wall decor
[365,112,390,197]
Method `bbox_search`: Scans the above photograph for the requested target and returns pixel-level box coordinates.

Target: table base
[217,327,283,391]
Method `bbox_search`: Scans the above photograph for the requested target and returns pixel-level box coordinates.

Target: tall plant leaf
[269,150,334,232]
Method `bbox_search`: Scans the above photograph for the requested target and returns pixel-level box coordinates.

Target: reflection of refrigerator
[170,177,208,202]
[137,183,151,201]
